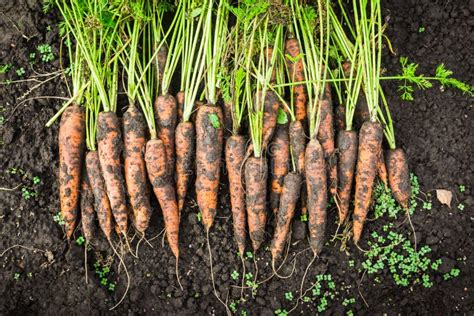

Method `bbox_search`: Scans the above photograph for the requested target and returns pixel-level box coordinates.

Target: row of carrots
[53,0,413,275]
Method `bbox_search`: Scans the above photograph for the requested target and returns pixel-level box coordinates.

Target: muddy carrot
[86,151,113,240]
[175,121,195,213]
[145,139,180,258]
[245,156,268,251]
[59,105,85,239]
[225,135,247,256]
[97,111,128,235]
[377,149,388,188]
[177,91,185,122]
[285,37,307,121]
[289,120,305,174]
[80,167,95,243]
[317,97,337,197]
[195,105,224,231]
[305,139,327,255]
[123,106,152,233]
[262,91,280,150]
[154,94,178,171]
[269,123,290,215]
[387,148,411,210]
[271,172,302,261]
[353,121,383,243]
[336,130,358,224]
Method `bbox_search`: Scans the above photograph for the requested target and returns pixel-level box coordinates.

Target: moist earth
[0,0,473,314]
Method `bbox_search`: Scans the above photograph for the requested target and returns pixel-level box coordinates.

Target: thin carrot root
[289,120,305,174]
[80,167,95,244]
[353,121,383,244]
[269,123,290,215]
[97,111,128,235]
[59,105,85,239]
[377,149,388,189]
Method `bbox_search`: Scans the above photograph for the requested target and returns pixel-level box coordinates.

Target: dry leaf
[436,189,452,208]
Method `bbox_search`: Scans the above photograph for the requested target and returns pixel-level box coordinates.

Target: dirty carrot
[154,94,178,172]
[285,37,307,122]
[80,166,95,243]
[377,148,388,188]
[387,148,411,210]
[271,172,302,261]
[195,105,224,231]
[175,121,195,212]
[145,139,180,258]
[86,151,113,240]
[352,121,383,243]
[225,135,247,256]
[269,123,290,215]
[123,106,151,233]
[305,139,327,254]
[59,104,85,239]
[336,130,358,224]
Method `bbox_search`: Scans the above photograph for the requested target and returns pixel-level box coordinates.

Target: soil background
[0,0,473,314]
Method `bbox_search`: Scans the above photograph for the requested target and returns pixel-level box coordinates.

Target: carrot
[305,139,327,255]
[59,105,85,239]
[317,97,337,197]
[270,172,302,261]
[289,120,305,174]
[145,139,180,258]
[387,148,411,210]
[195,105,224,231]
[123,106,152,233]
[335,105,346,131]
[336,130,358,224]
[245,156,267,251]
[80,167,95,243]
[86,151,113,240]
[177,91,185,122]
[222,100,233,135]
[225,135,247,256]
[262,91,280,150]
[155,43,168,85]
[352,121,383,243]
[285,37,307,122]
[377,148,388,188]
[97,111,128,235]
[269,123,290,215]
[154,93,178,171]
[175,121,195,213]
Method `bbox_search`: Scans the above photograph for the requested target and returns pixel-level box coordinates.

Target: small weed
[16,67,26,77]
[342,297,355,307]
[422,201,432,210]
[307,274,336,313]
[93,261,116,291]
[22,187,38,200]
[284,291,293,301]
[348,260,354,268]
[196,211,202,222]
[14,273,20,281]
[443,268,460,281]
[300,214,308,222]
[76,235,85,246]
[245,251,253,260]
[37,44,55,62]
[53,212,65,226]
[458,185,465,193]
[33,176,41,185]
[0,64,12,73]
[29,52,36,62]
[229,301,238,313]
[275,309,288,316]
[241,309,247,316]
[231,270,240,281]
[457,203,464,211]
[27,272,33,278]
[418,26,425,33]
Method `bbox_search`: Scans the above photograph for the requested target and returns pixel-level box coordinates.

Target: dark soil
[1,0,473,314]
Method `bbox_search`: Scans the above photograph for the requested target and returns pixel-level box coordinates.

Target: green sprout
[418,26,425,33]
[0,63,12,73]
[196,211,202,222]
[459,185,465,193]
[457,203,465,211]
[229,301,237,313]
[14,273,20,281]
[231,270,240,281]
[284,291,294,301]
[245,251,253,260]
[16,67,26,77]
[33,176,41,185]
[53,212,65,226]
[76,235,85,246]
[300,214,308,222]
[37,44,55,63]
[275,309,288,316]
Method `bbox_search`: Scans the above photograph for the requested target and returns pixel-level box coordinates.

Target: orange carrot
[86,151,113,240]
[97,111,128,235]
[285,37,307,121]
[80,167,95,243]
[262,91,280,150]
[154,94,178,172]
[270,172,302,261]
[305,139,327,255]
[145,139,180,258]
[269,123,290,215]
[377,149,388,188]
[387,148,411,210]
[177,91,185,122]
[353,121,383,243]
[245,156,267,251]
[289,120,305,174]
[123,106,152,233]
[59,105,85,239]
[336,130,358,224]
[195,105,224,231]
[225,135,247,256]
[175,121,195,213]
[317,97,337,197]
[335,105,346,131]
